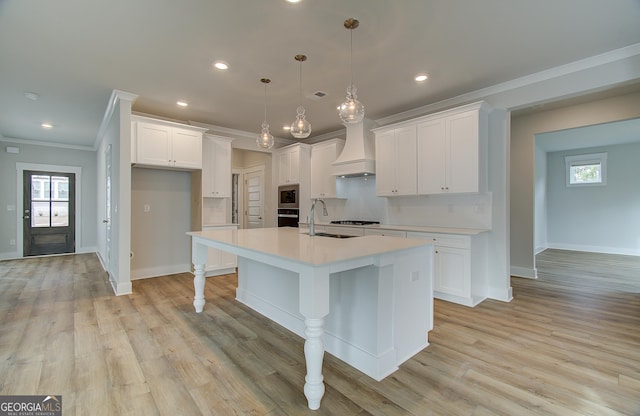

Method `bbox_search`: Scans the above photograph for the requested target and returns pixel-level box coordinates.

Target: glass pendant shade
[338,84,365,124]
[257,121,274,149]
[257,78,275,150]
[290,55,311,139]
[290,106,311,138]
[338,18,365,124]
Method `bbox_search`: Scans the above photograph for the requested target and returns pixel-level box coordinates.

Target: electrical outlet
[144,204,150,213]
[9,239,16,246]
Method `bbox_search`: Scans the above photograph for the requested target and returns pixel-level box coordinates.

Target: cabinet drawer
[364,229,407,238]
[407,232,470,249]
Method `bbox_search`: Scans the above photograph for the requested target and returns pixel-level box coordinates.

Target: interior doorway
[23,170,76,256]
[244,167,265,229]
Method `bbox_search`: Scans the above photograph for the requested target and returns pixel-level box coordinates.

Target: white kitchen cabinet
[132,116,205,170]
[278,144,311,185]
[203,225,237,276]
[311,139,345,198]
[202,135,232,198]
[374,125,417,196]
[407,231,486,306]
[417,105,487,194]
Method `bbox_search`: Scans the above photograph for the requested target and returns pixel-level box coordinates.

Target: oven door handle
[277,214,299,218]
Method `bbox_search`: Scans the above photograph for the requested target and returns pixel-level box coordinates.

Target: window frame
[565,152,607,187]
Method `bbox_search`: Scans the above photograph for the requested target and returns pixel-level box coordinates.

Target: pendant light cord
[349,27,354,88]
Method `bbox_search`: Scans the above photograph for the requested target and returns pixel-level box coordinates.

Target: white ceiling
[1,0,640,149]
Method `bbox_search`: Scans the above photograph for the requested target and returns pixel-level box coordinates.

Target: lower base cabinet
[407,231,486,307]
[203,225,237,276]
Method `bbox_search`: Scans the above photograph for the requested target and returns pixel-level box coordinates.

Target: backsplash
[316,176,492,229]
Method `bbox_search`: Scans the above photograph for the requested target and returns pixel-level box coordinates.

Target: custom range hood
[332,119,376,177]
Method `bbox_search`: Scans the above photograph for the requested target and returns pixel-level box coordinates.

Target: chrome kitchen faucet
[309,199,328,236]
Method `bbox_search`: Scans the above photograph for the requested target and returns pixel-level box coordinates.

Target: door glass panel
[52,201,69,226]
[32,201,50,227]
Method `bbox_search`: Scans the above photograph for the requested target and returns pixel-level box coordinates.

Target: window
[565,152,607,186]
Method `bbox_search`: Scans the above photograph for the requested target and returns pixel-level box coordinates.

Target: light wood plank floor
[0,250,639,415]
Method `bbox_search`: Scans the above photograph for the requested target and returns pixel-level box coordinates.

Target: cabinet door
[417,118,447,194]
[394,126,417,195]
[447,110,479,193]
[311,143,337,198]
[171,128,202,169]
[212,139,231,197]
[375,131,397,196]
[434,246,470,298]
[203,138,231,197]
[278,151,291,185]
[136,122,171,166]
[288,147,300,184]
[278,147,301,185]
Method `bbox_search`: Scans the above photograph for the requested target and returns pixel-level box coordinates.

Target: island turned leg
[303,317,325,410]
[191,239,208,313]
[299,269,330,410]
[193,263,206,313]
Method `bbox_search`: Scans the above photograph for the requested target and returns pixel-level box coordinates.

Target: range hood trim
[331,119,376,177]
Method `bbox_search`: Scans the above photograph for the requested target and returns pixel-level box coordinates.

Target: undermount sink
[305,232,358,239]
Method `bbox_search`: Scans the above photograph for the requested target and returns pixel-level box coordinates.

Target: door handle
[102,219,109,223]
[23,216,30,219]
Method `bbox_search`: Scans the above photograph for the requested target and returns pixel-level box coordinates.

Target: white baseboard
[510,266,537,279]
[546,243,640,257]
[0,251,19,260]
[486,285,514,302]
[109,274,132,295]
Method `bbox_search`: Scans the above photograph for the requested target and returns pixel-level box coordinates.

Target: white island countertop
[190,226,431,266]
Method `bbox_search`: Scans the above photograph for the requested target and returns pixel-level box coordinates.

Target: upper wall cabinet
[131,116,206,170]
[310,139,344,198]
[417,106,488,194]
[202,135,233,198]
[374,125,417,196]
[277,143,311,186]
[373,101,489,196]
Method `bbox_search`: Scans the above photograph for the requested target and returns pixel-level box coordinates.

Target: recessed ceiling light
[213,61,228,70]
[41,123,53,129]
[283,125,291,131]
[24,92,40,101]
[415,73,429,82]
[286,0,302,3]
[177,100,188,107]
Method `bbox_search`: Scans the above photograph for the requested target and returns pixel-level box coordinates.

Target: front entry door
[23,171,76,256]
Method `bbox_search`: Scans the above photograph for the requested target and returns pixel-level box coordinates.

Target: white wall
[130,168,192,278]
[545,142,640,255]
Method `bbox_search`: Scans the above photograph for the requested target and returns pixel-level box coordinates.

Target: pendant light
[257,78,275,150]
[337,18,365,124]
[290,54,312,139]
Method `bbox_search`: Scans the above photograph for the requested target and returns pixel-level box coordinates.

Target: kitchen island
[188,227,433,410]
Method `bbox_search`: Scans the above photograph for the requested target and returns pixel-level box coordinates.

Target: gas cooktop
[330,220,380,226]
